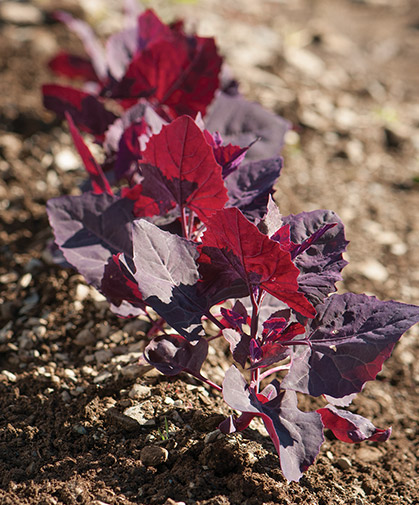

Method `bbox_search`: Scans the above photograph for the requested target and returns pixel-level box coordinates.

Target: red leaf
[198,208,316,317]
[48,51,99,81]
[111,31,222,118]
[317,405,391,443]
[42,84,117,137]
[65,112,113,196]
[140,115,228,221]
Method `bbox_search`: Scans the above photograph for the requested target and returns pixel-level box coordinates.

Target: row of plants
[42,7,419,482]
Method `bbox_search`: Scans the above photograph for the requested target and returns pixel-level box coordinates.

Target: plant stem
[259,363,291,381]
[187,370,222,392]
[180,205,188,238]
[205,311,226,331]
[187,210,195,240]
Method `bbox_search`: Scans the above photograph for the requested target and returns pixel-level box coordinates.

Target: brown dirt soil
[1,1,419,504]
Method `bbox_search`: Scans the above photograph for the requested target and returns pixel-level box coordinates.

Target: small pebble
[204,429,222,444]
[75,284,90,301]
[93,370,112,384]
[1,370,17,382]
[54,148,79,172]
[74,329,95,347]
[0,2,43,25]
[94,349,113,365]
[18,273,32,289]
[106,407,140,432]
[120,364,149,379]
[61,391,71,403]
[336,456,352,470]
[123,404,155,426]
[140,445,168,466]
[356,447,382,463]
[128,384,151,400]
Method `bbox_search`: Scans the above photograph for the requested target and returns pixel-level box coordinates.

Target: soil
[1,1,419,504]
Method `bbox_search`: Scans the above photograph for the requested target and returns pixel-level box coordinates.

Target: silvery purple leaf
[119,220,208,339]
[317,405,391,443]
[224,158,283,222]
[282,210,349,304]
[222,366,324,482]
[205,92,290,162]
[281,293,419,398]
[47,193,134,288]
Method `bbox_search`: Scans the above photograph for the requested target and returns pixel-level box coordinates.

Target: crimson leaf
[136,115,228,221]
[281,293,419,398]
[42,84,117,137]
[48,51,98,81]
[198,208,315,317]
[65,112,113,195]
[317,405,391,443]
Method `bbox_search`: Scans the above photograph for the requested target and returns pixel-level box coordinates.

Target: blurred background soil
[0,1,418,504]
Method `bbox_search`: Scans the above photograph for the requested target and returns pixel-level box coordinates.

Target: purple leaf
[144,333,208,377]
[317,405,391,443]
[65,112,113,195]
[198,208,315,318]
[118,219,208,339]
[42,84,117,137]
[282,210,349,304]
[224,158,283,222]
[281,293,419,398]
[205,92,290,162]
[46,193,134,289]
[221,366,324,482]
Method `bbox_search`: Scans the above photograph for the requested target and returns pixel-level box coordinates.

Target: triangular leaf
[118,219,208,339]
[205,92,290,162]
[198,208,315,317]
[281,210,349,304]
[138,115,228,221]
[281,293,419,398]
